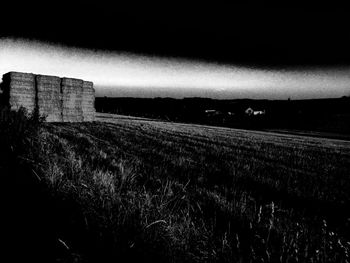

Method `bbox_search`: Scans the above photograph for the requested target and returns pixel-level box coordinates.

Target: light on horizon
[0,38,349,99]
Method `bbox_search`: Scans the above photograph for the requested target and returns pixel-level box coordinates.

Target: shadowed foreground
[1,111,350,262]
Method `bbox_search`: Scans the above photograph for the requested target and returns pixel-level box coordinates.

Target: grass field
[2,110,350,262]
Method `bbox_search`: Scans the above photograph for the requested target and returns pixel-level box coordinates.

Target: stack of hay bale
[36,75,62,122]
[1,72,36,114]
[82,81,95,121]
[61,77,83,122]
[1,71,96,122]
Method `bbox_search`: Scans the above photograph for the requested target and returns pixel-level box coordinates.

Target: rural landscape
[1,3,350,263]
[96,96,350,139]
[1,105,350,262]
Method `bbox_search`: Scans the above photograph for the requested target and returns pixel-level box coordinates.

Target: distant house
[245,107,265,116]
[253,110,265,116]
[245,107,254,116]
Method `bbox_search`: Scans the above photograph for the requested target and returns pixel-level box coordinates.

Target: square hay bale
[2,72,36,113]
[61,77,84,88]
[82,81,95,121]
[61,78,83,122]
[62,109,83,122]
[6,71,35,82]
[36,75,62,122]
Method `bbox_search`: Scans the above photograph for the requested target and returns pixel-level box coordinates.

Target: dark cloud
[1,2,350,67]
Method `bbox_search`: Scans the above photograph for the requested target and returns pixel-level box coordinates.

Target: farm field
[2,111,350,262]
[263,128,350,141]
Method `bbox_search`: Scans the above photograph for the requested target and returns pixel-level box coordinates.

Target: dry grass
[32,114,350,262]
[2,110,350,262]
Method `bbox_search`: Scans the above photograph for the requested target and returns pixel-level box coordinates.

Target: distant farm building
[253,110,265,116]
[245,107,265,116]
[245,107,254,115]
[0,71,95,122]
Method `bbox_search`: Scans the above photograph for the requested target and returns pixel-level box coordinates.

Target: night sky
[1,2,350,99]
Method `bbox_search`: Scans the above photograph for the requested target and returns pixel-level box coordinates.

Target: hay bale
[2,72,36,113]
[82,81,95,121]
[36,75,62,122]
[61,77,83,122]
[1,72,96,123]
[61,78,84,87]
[6,71,35,82]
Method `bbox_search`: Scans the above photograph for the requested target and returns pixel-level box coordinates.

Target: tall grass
[0,106,59,262]
[1,110,350,262]
[34,119,350,262]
